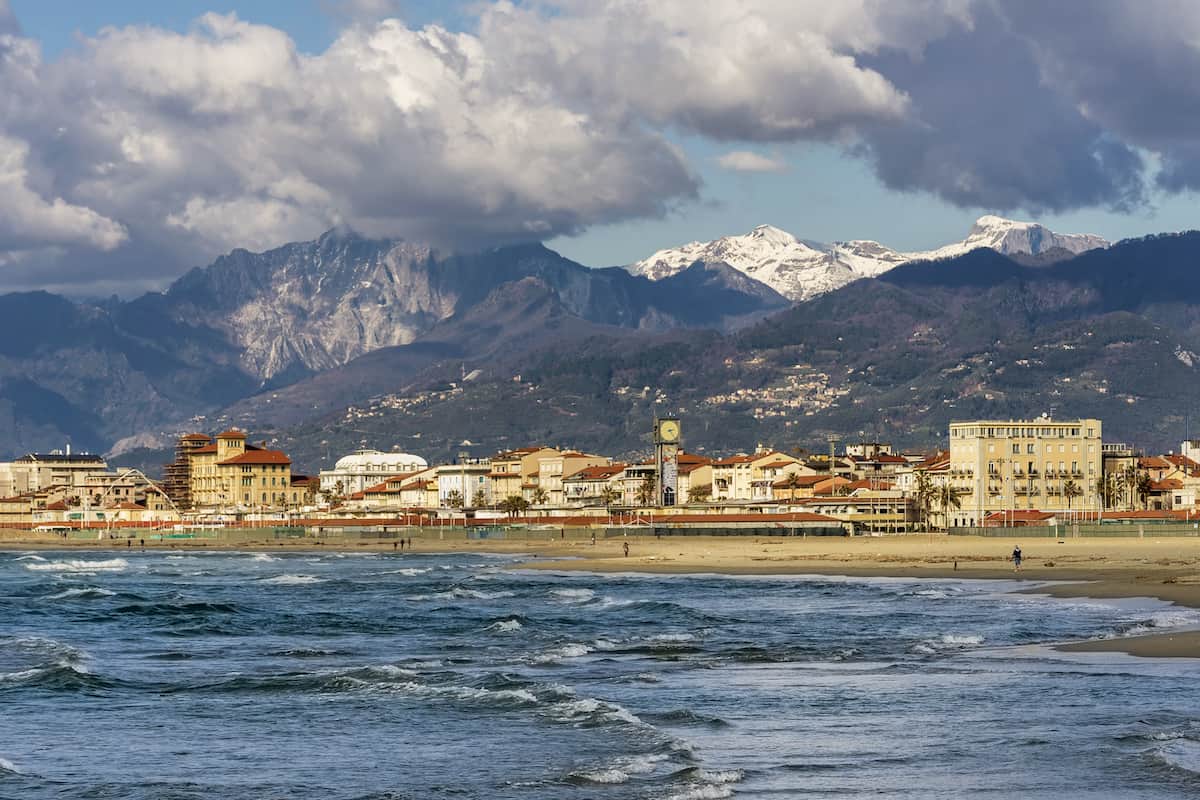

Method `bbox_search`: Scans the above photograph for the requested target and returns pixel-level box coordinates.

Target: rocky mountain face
[260,232,1200,469]
[627,215,1110,301]
[0,231,789,459]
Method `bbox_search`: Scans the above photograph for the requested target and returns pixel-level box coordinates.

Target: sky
[1,0,1199,294]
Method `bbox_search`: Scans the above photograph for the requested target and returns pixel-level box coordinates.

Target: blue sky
[2,0,1198,292]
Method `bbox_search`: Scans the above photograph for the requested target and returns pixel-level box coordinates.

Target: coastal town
[1,415,1198,537]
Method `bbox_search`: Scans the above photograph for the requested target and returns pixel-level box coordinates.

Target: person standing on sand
[623,541,629,557]
[1012,545,1023,572]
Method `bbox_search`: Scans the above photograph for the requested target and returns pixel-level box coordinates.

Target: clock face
[659,420,679,442]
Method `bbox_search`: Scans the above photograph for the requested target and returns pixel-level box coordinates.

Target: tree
[499,495,529,518]
[530,486,549,506]
[935,485,963,530]
[1095,474,1115,510]
[600,486,622,507]
[1136,471,1154,509]
[636,474,657,507]
[1113,470,1129,512]
[687,483,712,503]
[445,490,464,509]
[1062,479,1083,510]
[1122,464,1138,510]
[913,471,935,531]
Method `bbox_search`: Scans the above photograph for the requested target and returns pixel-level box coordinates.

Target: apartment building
[189,430,304,510]
[948,417,1102,527]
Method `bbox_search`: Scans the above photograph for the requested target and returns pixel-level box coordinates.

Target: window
[1012,444,1020,455]
[1027,443,1035,454]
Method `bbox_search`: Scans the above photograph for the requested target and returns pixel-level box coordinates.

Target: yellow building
[948,417,1102,527]
[188,430,304,511]
[488,447,560,501]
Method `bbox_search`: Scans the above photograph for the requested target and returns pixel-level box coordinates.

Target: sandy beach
[6,531,1200,658]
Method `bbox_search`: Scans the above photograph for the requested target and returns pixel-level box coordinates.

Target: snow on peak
[627,216,1109,302]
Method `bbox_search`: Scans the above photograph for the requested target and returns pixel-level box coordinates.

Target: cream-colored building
[948,417,1102,527]
[189,430,304,510]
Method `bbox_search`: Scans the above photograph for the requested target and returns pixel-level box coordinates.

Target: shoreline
[6,533,1200,659]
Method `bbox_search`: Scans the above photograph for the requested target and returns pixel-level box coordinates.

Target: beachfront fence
[950,522,1200,538]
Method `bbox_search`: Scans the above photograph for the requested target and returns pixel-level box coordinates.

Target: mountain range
[2,214,1192,476]
[627,215,1110,301]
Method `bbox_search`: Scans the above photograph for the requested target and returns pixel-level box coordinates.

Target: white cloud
[0,0,1199,291]
[718,150,789,173]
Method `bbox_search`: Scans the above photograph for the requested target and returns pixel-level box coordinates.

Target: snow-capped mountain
[627,216,1110,301]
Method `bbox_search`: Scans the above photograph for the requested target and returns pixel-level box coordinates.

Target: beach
[4,531,1200,658]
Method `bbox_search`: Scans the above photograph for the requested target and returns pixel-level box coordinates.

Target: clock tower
[654,417,681,507]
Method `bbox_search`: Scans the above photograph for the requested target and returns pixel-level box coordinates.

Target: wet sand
[6,531,1200,658]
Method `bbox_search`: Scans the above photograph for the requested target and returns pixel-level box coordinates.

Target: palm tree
[1095,474,1115,510]
[1113,470,1129,512]
[1062,479,1083,510]
[1122,465,1138,510]
[687,483,711,504]
[445,490,464,509]
[1136,471,1154,509]
[913,471,935,531]
[599,486,622,508]
[530,486,549,506]
[499,495,529,518]
[636,474,657,507]
[935,485,963,530]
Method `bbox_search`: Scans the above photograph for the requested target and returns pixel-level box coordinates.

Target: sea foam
[24,558,128,573]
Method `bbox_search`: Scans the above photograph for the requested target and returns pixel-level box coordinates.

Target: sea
[2,548,1199,799]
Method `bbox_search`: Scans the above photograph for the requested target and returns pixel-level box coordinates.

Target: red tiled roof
[565,464,626,481]
[44,501,68,511]
[1151,478,1184,491]
[191,444,218,454]
[757,460,795,469]
[180,433,210,442]
[772,474,829,489]
[218,450,290,466]
[1140,456,1173,469]
[874,454,908,464]
[216,429,247,440]
[711,455,756,466]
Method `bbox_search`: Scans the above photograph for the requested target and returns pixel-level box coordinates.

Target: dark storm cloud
[0,0,1198,294]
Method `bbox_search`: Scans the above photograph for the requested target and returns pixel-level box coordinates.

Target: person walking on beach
[623,541,629,558]
[1012,545,1023,572]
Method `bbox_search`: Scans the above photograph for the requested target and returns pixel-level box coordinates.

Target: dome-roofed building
[319,448,428,495]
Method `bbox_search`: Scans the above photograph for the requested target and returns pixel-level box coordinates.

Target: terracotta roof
[114,502,144,510]
[757,460,795,470]
[1151,478,1184,491]
[711,455,756,466]
[565,464,626,481]
[678,461,709,475]
[1140,456,1173,469]
[44,501,68,511]
[180,433,210,442]
[772,474,829,489]
[216,429,247,440]
[874,454,908,464]
[218,450,290,466]
[191,444,219,454]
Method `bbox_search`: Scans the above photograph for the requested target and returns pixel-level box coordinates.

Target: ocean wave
[410,588,516,601]
[913,633,984,654]
[531,643,591,664]
[665,785,734,800]
[487,618,524,633]
[547,696,645,728]
[41,587,117,601]
[1150,738,1200,776]
[269,648,348,658]
[646,709,731,728]
[569,767,630,784]
[14,554,45,561]
[0,756,22,775]
[1111,610,1200,639]
[24,558,128,573]
[0,662,111,691]
[249,553,277,562]
[259,574,324,585]
[550,588,596,603]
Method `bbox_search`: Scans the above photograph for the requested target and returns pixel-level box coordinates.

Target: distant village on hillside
[2,413,1199,537]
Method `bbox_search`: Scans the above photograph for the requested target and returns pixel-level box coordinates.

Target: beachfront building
[536,452,611,505]
[188,430,304,511]
[318,449,427,496]
[487,447,561,501]
[948,417,1102,527]
[436,459,492,508]
[0,450,108,496]
[563,464,626,506]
